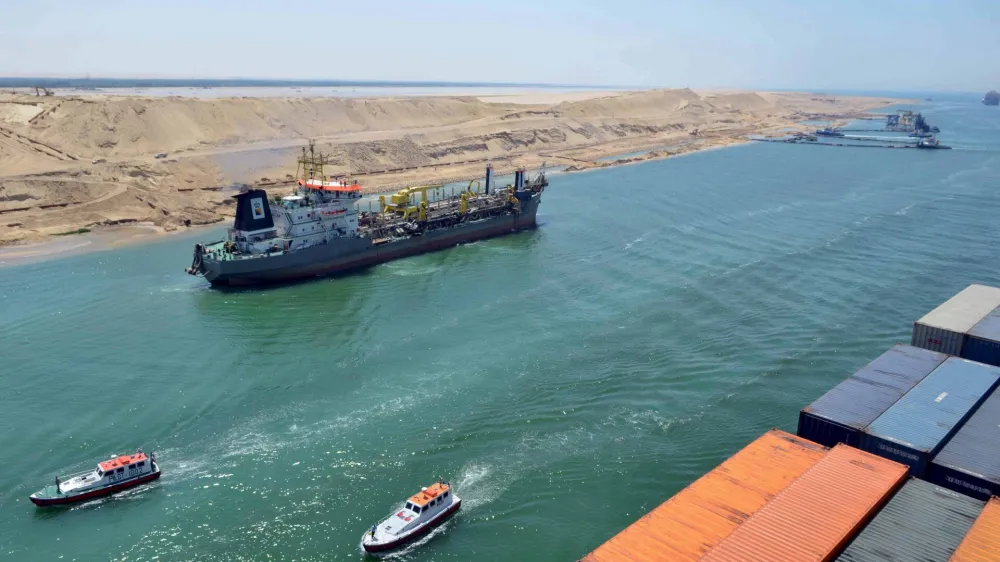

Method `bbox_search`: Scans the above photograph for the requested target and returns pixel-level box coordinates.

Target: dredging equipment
[187,143,547,286]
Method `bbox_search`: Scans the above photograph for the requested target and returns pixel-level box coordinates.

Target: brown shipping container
[580,430,827,562]
[951,497,1000,562]
[700,444,907,562]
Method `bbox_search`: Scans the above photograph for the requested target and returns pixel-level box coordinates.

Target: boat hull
[30,469,161,507]
[202,195,540,287]
[363,499,461,553]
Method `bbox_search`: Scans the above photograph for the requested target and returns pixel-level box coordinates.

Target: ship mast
[295,140,335,183]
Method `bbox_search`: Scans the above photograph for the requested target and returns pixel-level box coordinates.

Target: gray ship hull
[201,195,540,286]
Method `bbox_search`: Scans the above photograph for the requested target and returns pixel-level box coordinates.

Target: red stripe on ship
[30,470,161,506]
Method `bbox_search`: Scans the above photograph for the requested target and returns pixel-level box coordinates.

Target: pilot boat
[29,449,160,507]
[362,479,461,552]
[916,137,952,150]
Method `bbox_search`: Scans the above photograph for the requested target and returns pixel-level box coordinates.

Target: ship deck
[201,240,288,261]
[203,191,532,263]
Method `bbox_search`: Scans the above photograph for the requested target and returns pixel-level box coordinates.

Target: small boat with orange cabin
[29,448,161,507]
[361,479,461,553]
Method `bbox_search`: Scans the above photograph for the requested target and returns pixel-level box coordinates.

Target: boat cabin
[379,482,454,537]
[53,450,156,496]
[97,451,151,483]
[404,482,451,515]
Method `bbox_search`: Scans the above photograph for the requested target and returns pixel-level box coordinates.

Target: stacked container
[927,387,1000,500]
[858,357,1000,476]
[951,497,1000,561]
[583,284,1000,562]
[834,479,983,561]
[912,284,1000,366]
[697,445,907,562]
[798,345,947,447]
[580,430,827,562]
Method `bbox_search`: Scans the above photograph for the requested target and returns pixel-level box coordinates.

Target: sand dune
[0,88,899,246]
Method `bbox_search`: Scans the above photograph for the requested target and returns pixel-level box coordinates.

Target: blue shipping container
[859,357,1000,476]
[963,307,1000,368]
[798,345,947,447]
[928,387,1000,500]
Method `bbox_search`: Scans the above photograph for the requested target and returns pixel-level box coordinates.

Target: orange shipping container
[951,497,1000,562]
[580,430,827,562]
[700,444,907,562]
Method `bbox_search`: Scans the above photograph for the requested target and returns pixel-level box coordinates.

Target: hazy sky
[2,0,998,91]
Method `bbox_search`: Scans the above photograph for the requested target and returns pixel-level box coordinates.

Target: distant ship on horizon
[984,90,999,106]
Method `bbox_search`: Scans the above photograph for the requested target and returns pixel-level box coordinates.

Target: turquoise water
[2,95,999,561]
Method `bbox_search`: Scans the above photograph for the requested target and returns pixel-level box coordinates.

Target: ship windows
[137,461,145,467]
[128,464,135,470]
[443,491,449,498]
[117,467,124,473]
[405,502,414,511]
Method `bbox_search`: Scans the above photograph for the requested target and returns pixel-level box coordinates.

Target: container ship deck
[580,283,1000,561]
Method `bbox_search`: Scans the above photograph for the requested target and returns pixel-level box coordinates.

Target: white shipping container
[912,284,1000,355]
[911,323,967,355]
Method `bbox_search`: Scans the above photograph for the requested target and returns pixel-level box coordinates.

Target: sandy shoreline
[0,87,904,264]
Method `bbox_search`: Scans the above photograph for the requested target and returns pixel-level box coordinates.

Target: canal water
[1,93,999,561]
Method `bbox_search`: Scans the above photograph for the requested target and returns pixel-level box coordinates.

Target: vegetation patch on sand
[51,228,91,236]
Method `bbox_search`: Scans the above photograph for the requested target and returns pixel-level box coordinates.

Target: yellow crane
[379,184,442,220]
[466,180,481,199]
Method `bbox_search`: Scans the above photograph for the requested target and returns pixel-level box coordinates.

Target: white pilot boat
[362,479,461,553]
[29,448,160,507]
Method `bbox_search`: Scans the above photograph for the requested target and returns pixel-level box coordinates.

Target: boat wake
[382,263,443,277]
[454,463,497,511]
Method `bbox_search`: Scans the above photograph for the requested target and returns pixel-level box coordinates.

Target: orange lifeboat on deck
[297,178,362,193]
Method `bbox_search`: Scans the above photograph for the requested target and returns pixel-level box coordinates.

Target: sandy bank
[0,88,902,253]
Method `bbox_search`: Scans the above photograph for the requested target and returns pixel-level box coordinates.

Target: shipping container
[859,357,1000,476]
[964,308,1000,367]
[950,497,1000,562]
[928,387,1000,500]
[698,444,907,562]
[835,478,983,562]
[579,430,827,562]
[798,345,947,447]
[911,284,1000,356]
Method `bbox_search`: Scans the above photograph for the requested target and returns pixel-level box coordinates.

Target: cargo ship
[581,283,1000,561]
[888,111,940,134]
[815,127,844,137]
[187,143,546,286]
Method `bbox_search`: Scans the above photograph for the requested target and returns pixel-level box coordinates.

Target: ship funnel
[485,164,493,195]
[515,168,525,191]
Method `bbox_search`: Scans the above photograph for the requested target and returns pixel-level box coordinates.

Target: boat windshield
[405,502,414,511]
